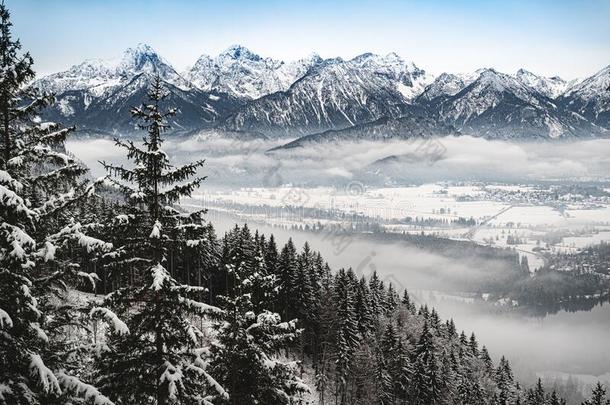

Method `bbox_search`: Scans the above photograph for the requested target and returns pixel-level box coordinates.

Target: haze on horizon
[10,0,610,80]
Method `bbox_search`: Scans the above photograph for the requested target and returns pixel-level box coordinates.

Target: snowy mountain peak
[558,64,610,127]
[567,64,610,96]
[474,68,514,91]
[515,68,567,98]
[114,44,191,90]
[478,67,500,77]
[31,46,610,137]
[516,68,534,77]
[385,51,402,60]
[31,42,190,107]
[302,52,323,65]
[125,43,157,56]
[186,46,323,99]
[418,73,467,101]
[220,44,262,61]
[351,52,375,62]
[120,44,171,73]
[350,52,408,70]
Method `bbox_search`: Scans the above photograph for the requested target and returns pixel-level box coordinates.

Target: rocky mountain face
[271,105,456,150]
[558,65,610,129]
[223,52,434,136]
[34,44,190,97]
[33,43,609,140]
[421,68,603,140]
[416,73,470,102]
[32,44,238,134]
[184,45,322,100]
[514,69,568,99]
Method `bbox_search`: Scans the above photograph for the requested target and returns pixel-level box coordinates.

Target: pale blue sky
[9,0,610,79]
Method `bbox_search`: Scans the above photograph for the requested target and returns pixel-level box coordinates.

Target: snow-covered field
[185,183,610,271]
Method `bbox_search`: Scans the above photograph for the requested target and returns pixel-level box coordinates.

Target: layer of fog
[68,134,610,186]
[66,133,610,383]
[210,211,610,384]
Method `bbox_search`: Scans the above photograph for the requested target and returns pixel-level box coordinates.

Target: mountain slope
[33,44,240,133]
[223,53,434,137]
[31,45,610,139]
[417,73,471,102]
[427,69,604,139]
[185,45,322,100]
[514,68,568,99]
[33,43,190,96]
[271,106,456,150]
[559,65,610,128]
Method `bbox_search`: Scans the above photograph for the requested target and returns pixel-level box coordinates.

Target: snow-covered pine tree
[479,345,494,375]
[525,378,546,405]
[313,259,336,398]
[377,322,413,404]
[93,76,224,405]
[276,238,298,320]
[354,276,375,337]
[368,271,384,317]
[373,347,393,405]
[0,4,113,404]
[217,225,273,312]
[582,382,610,405]
[384,283,398,314]
[263,234,278,276]
[391,336,413,403]
[333,268,359,405]
[548,390,565,405]
[401,289,417,314]
[412,320,442,405]
[468,332,479,357]
[296,242,323,358]
[209,239,307,405]
[293,242,315,325]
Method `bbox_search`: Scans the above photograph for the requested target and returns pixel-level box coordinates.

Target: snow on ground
[565,206,610,223]
[192,184,509,222]
[186,183,610,273]
[561,230,610,250]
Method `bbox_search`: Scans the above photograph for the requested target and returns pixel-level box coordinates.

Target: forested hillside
[1,4,609,405]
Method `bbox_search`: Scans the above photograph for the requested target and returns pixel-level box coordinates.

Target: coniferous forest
[1,4,609,405]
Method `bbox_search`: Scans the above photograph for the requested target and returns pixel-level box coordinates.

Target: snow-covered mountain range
[32,43,610,140]
[184,44,322,100]
[222,52,434,136]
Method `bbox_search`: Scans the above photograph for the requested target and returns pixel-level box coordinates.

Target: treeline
[547,242,610,276]
[302,227,610,310]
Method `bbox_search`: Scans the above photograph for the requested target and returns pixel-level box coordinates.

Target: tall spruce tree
[93,76,224,405]
[583,383,610,405]
[412,320,442,405]
[0,3,112,404]
[354,276,375,337]
[333,268,359,405]
[276,238,298,319]
[209,238,306,405]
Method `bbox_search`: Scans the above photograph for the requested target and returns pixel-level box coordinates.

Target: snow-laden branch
[0,169,24,192]
[48,221,113,253]
[0,308,13,329]
[77,271,100,290]
[90,307,129,335]
[56,371,115,405]
[150,220,162,239]
[151,263,171,290]
[29,353,61,395]
[159,362,184,402]
[178,297,224,317]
